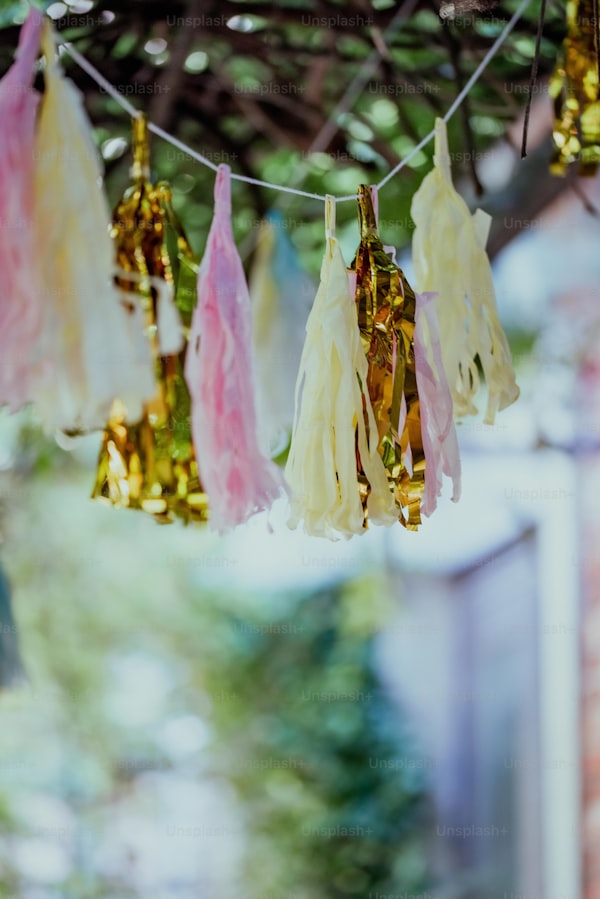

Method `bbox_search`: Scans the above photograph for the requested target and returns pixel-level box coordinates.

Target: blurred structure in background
[0,566,25,690]
[0,409,582,899]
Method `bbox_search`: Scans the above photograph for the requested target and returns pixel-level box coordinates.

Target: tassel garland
[0,14,526,536]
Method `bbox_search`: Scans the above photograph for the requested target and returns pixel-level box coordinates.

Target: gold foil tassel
[92,115,209,524]
[549,0,600,175]
[349,185,425,530]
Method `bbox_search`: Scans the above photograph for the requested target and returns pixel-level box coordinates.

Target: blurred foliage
[0,0,568,278]
[0,438,433,897]
[199,580,434,897]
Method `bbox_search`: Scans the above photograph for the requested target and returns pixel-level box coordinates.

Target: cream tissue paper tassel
[285,196,396,539]
[32,20,155,433]
[411,118,519,424]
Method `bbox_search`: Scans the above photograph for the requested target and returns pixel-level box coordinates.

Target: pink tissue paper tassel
[184,164,285,531]
[414,291,461,517]
[0,9,43,410]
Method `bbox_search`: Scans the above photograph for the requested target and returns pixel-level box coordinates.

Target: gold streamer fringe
[92,116,208,524]
[550,0,600,175]
[350,185,425,530]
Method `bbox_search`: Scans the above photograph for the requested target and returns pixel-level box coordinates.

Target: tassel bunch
[286,183,461,539]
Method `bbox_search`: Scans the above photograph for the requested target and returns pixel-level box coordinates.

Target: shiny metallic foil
[549,0,600,175]
[92,116,209,523]
[350,186,425,530]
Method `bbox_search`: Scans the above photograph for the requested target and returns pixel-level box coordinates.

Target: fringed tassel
[249,211,314,456]
[92,117,208,524]
[0,9,43,411]
[285,196,396,539]
[350,185,426,530]
[184,164,284,531]
[414,291,461,516]
[32,20,156,432]
[411,118,519,425]
[549,0,600,175]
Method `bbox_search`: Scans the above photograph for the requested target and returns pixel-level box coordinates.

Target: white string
[145,121,219,172]
[61,41,324,195]
[62,42,141,120]
[226,174,325,202]
[64,43,222,173]
[60,0,531,204]
[276,0,421,205]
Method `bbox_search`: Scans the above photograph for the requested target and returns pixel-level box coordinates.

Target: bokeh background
[0,1,595,897]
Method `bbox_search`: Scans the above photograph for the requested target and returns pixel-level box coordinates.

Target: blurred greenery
[0,439,433,897]
[0,0,568,280]
[201,581,434,897]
